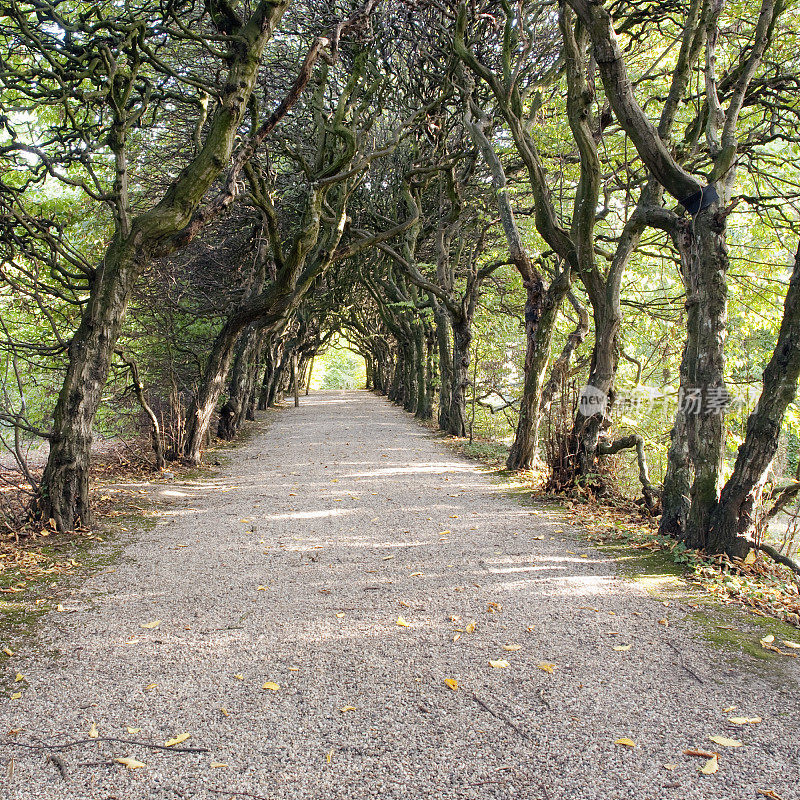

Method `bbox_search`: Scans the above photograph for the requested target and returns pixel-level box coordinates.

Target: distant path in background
[1,390,797,799]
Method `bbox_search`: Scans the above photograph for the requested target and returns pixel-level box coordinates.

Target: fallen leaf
[234,673,244,680]
[140,620,161,630]
[126,727,141,734]
[56,604,65,612]
[760,634,775,646]
[164,733,190,747]
[663,764,677,770]
[257,585,267,591]
[614,738,636,747]
[2,647,13,656]
[658,618,668,627]
[503,644,522,652]
[444,678,459,691]
[489,659,509,668]
[335,612,345,618]
[465,621,476,633]
[710,735,742,747]
[14,674,24,683]
[722,705,737,713]
[684,749,716,758]
[144,683,157,691]
[10,692,21,700]
[396,616,411,627]
[728,716,761,724]
[88,723,99,739]
[382,555,394,561]
[757,790,786,800]
[453,633,461,642]
[115,757,146,770]
[410,572,423,577]
[326,749,333,764]
[699,755,719,775]
[210,762,228,768]
[537,662,557,674]
[339,706,357,713]
[613,644,633,651]
[220,708,229,717]
[783,640,800,649]
[262,682,280,691]
[744,550,757,565]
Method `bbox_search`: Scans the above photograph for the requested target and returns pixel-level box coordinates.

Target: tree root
[753,541,800,575]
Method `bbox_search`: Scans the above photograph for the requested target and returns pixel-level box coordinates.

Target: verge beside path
[1,390,797,800]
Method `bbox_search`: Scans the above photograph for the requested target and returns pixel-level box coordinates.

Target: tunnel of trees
[2,0,800,565]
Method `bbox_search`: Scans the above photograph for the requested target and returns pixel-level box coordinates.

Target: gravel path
[1,390,798,800]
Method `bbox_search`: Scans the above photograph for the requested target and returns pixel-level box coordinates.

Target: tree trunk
[706,241,800,555]
[447,316,472,437]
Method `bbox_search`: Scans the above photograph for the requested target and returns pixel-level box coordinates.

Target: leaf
[760,634,775,646]
[396,616,411,627]
[339,706,357,713]
[126,727,141,734]
[88,723,99,739]
[10,692,21,700]
[257,585,267,591]
[140,620,161,629]
[537,662,557,674]
[262,681,280,691]
[614,738,636,747]
[144,683,158,691]
[503,644,522,652]
[234,673,244,680]
[709,735,742,747]
[699,755,719,775]
[326,749,333,764]
[14,673,24,682]
[663,764,678,771]
[410,572,423,577]
[685,749,716,758]
[743,550,756,565]
[56,604,65,612]
[465,621,476,634]
[115,757,146,770]
[782,640,800,649]
[210,762,228,768]
[164,733,190,747]
[444,678,459,691]
[489,659,509,668]
[2,647,13,656]
[728,716,761,724]
[335,612,345,618]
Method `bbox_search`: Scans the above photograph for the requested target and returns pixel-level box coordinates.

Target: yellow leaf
[257,585,267,591]
[465,621,476,634]
[453,633,461,642]
[262,681,280,691]
[410,572,423,577]
[88,723,99,739]
[210,762,228,768]
[220,708,229,717]
[2,647,14,656]
[10,692,22,700]
[503,644,522,652]
[126,727,141,734]
[760,634,775,646]
[140,620,161,629]
[234,673,244,680]
[613,644,633,651]
[728,716,761,724]
[339,706,357,713]
[444,678,459,691]
[699,755,719,775]
[614,738,636,747]
[382,555,394,560]
[657,618,668,627]
[489,659,509,668]
[723,705,737,713]
[115,757,146,770]
[14,673,24,682]
[537,662,557,674]
[56,604,65,612]
[326,749,333,764]
[164,733,190,747]
[438,530,451,536]
[335,612,345,618]
[710,735,742,747]
[782,640,800,649]
[663,764,677,770]
[396,616,411,627]
[144,683,157,691]
[743,550,756,565]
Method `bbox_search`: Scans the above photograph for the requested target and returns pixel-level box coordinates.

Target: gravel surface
[1,390,798,799]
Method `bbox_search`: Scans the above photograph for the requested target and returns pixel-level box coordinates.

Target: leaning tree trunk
[36,241,138,530]
[433,304,454,432]
[706,241,800,555]
[217,327,259,441]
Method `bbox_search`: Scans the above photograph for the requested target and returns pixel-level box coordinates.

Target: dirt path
[1,390,798,800]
